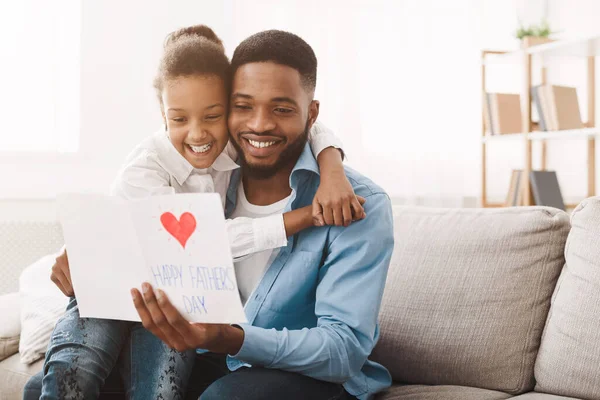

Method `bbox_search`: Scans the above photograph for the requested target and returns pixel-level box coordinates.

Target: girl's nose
[189,125,208,142]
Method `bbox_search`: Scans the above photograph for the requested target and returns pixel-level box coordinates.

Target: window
[0,0,81,152]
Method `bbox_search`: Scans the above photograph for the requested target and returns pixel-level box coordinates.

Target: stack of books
[505,170,565,210]
[483,93,522,135]
[531,85,583,131]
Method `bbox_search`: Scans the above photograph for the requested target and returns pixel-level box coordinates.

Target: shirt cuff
[251,214,288,253]
[309,120,344,158]
[231,323,278,367]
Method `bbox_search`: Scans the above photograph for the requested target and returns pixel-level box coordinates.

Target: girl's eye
[206,114,222,120]
[275,108,293,114]
[171,117,186,123]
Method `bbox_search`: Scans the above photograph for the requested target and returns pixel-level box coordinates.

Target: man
[131,30,394,400]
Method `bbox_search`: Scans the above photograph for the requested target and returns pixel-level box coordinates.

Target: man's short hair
[231,30,317,94]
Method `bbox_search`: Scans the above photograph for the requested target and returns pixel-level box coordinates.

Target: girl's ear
[308,100,320,129]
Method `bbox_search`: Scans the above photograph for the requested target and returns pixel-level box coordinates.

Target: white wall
[1,0,600,219]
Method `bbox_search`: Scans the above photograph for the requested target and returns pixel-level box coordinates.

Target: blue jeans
[26,352,355,400]
[23,297,195,400]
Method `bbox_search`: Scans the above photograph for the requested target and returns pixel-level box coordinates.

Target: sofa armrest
[0,292,21,361]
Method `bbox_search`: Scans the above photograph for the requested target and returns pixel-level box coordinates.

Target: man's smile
[239,133,285,157]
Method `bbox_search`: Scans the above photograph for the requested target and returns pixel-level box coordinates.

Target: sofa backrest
[0,222,63,295]
[534,196,600,399]
[371,206,570,395]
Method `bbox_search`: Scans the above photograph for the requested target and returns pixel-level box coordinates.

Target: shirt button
[255,293,263,301]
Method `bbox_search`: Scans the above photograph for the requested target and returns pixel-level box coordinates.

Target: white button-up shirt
[109,121,341,259]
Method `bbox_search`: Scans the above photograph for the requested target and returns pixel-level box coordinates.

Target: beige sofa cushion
[376,384,512,400]
[0,293,21,361]
[511,393,581,399]
[0,353,43,400]
[535,197,600,399]
[372,206,570,395]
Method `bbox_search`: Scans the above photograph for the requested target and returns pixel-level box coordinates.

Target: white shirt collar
[154,130,239,186]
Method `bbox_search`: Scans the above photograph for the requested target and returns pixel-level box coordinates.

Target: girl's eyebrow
[167,104,223,112]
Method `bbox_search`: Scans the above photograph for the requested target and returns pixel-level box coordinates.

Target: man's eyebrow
[231,93,252,100]
[271,97,298,107]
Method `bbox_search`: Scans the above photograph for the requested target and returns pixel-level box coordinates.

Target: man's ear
[308,100,320,129]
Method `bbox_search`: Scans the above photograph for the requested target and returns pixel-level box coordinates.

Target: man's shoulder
[343,166,389,200]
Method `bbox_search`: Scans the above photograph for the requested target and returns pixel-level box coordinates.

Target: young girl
[36,25,361,399]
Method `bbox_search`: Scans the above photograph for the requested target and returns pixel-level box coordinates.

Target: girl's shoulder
[121,130,166,164]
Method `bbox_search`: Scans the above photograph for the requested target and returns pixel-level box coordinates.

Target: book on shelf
[531,85,583,131]
[505,170,522,207]
[504,170,565,210]
[484,93,522,135]
[531,86,547,131]
[530,171,565,210]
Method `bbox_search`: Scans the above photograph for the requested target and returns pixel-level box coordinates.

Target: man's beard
[231,119,310,180]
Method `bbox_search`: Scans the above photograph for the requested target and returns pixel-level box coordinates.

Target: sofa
[2,198,600,400]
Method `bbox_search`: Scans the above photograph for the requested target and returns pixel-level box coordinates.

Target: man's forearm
[232,323,364,383]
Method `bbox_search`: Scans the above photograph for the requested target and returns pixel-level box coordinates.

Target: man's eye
[275,108,293,114]
[234,104,251,110]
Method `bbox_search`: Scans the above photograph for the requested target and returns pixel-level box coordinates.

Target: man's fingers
[132,287,179,349]
[140,283,188,350]
[155,289,194,341]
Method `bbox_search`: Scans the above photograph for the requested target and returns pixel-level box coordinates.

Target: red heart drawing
[160,212,196,248]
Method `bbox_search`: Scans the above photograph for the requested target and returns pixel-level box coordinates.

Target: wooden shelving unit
[481,36,600,208]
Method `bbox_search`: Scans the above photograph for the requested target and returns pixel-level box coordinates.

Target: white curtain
[0,0,80,153]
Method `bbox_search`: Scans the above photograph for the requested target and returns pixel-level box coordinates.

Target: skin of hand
[131,283,244,355]
[313,148,366,227]
[51,249,74,297]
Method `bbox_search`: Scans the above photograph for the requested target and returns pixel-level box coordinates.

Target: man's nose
[247,108,276,133]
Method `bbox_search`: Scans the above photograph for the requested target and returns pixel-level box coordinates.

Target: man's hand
[314,147,366,227]
[131,283,244,355]
[51,249,74,297]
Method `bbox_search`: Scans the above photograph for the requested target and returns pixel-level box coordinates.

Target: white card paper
[57,193,247,324]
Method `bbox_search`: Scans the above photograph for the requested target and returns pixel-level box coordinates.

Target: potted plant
[516,20,554,48]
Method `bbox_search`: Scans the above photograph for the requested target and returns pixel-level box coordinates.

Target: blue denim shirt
[224,144,394,400]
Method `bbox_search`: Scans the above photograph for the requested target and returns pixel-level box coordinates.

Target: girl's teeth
[249,140,276,148]
[189,143,212,153]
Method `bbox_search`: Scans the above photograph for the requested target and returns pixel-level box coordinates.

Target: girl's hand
[313,167,366,227]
